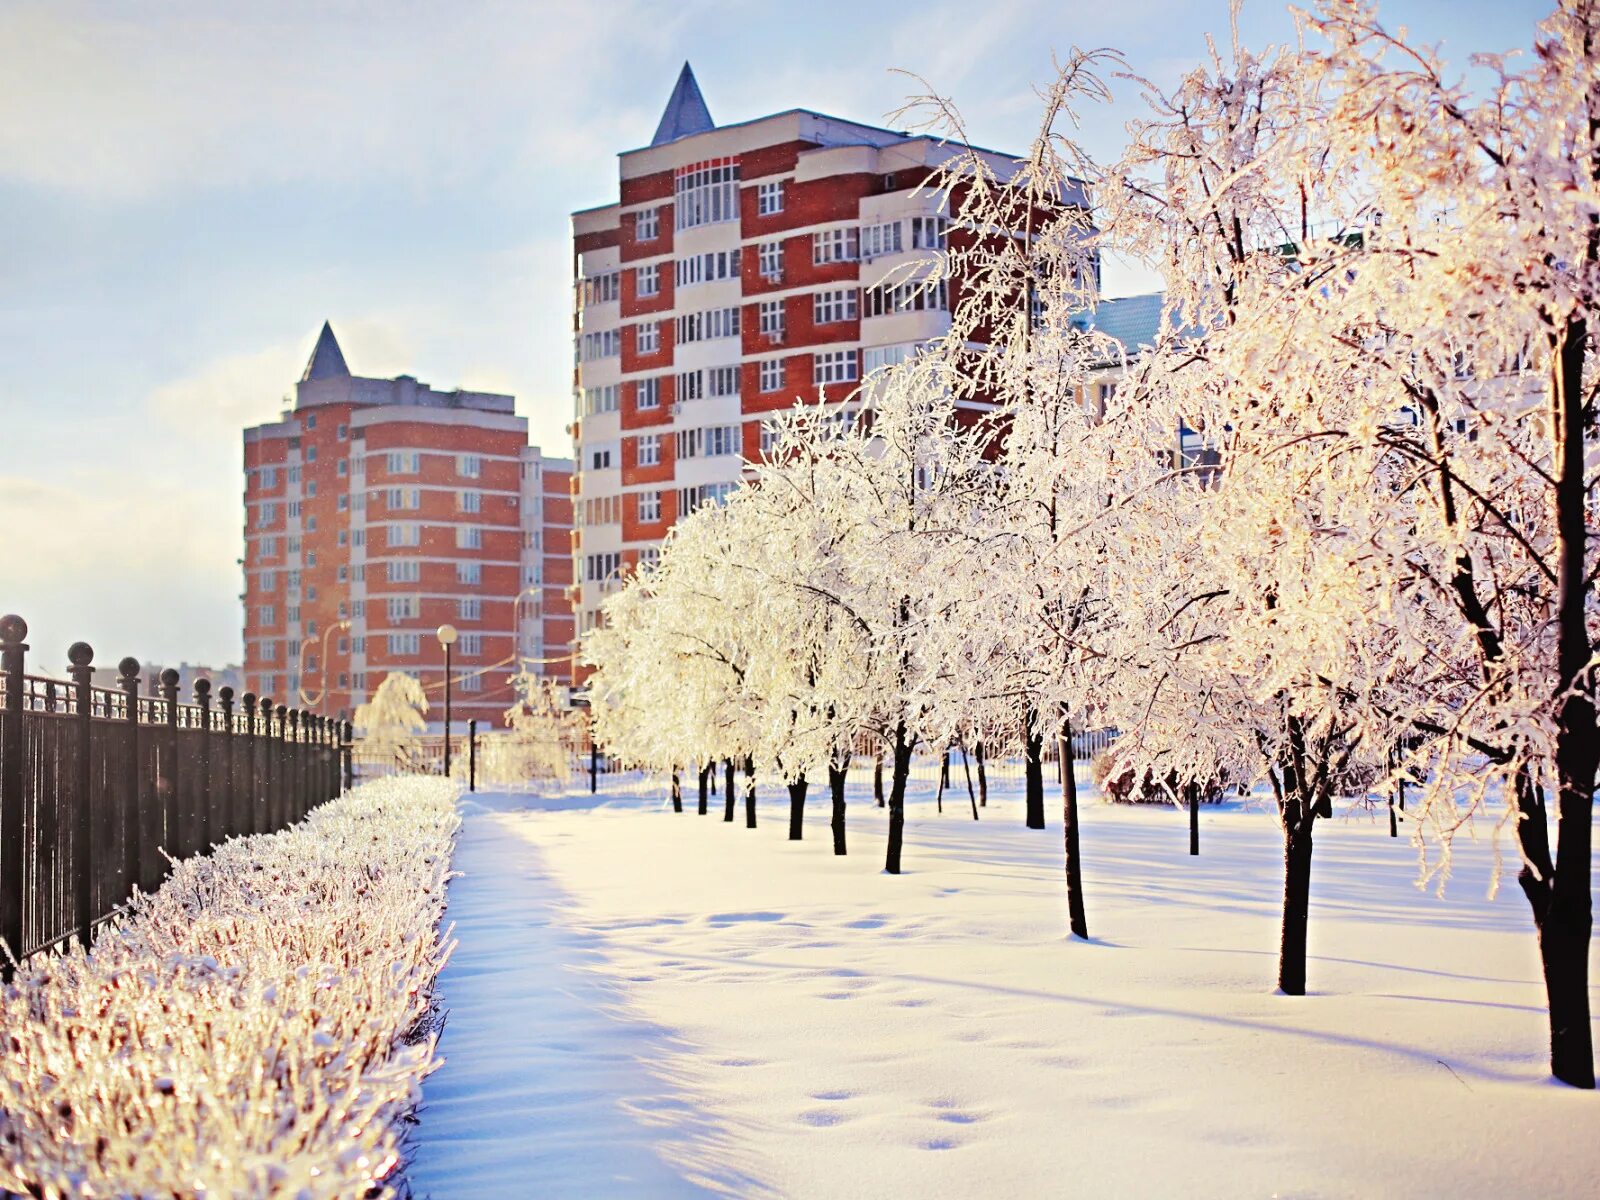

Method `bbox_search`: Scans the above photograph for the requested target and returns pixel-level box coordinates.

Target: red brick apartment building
[569,65,1081,636]
[241,324,574,726]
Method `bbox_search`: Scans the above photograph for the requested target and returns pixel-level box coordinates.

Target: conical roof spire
[301,320,349,382]
[651,62,714,147]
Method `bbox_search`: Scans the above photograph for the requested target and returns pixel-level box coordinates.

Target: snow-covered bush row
[0,776,460,1197]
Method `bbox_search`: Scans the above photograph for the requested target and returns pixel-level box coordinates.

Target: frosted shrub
[0,776,460,1198]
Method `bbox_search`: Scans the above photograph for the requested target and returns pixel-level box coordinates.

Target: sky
[0,0,1547,673]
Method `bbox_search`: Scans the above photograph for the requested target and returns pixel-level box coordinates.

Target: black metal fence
[0,613,353,974]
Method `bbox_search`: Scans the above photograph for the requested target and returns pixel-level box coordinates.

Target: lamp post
[437,623,458,777]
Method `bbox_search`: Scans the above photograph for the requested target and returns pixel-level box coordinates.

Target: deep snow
[409,770,1599,1199]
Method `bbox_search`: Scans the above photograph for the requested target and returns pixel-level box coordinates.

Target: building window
[756,180,784,216]
[676,369,704,403]
[585,552,621,582]
[459,490,482,514]
[636,377,660,409]
[814,350,859,386]
[457,561,482,585]
[582,384,620,416]
[458,454,482,478]
[260,466,278,488]
[863,278,949,318]
[582,495,620,526]
[675,428,701,460]
[814,289,858,325]
[589,444,614,470]
[337,494,348,511]
[337,423,348,439]
[636,263,660,297]
[261,569,277,590]
[337,564,348,582]
[386,451,422,475]
[582,271,620,305]
[704,425,741,457]
[262,639,279,662]
[675,248,740,288]
[581,329,621,360]
[676,307,739,344]
[636,322,660,355]
[760,420,783,455]
[638,433,662,466]
[306,446,317,462]
[459,633,483,656]
[260,605,276,626]
[389,560,421,583]
[457,526,484,550]
[388,632,421,656]
[674,159,740,230]
[757,240,782,280]
[305,480,318,497]
[708,366,740,398]
[288,465,301,484]
[861,220,904,259]
[305,414,317,431]
[639,547,661,570]
[386,595,419,622]
[638,490,662,522]
[758,299,785,340]
[388,523,420,548]
[337,459,347,477]
[260,535,277,556]
[759,359,784,393]
[677,481,735,514]
[286,605,300,623]
[459,597,481,621]
[636,205,660,240]
[911,216,949,250]
[257,502,277,528]
[813,228,859,264]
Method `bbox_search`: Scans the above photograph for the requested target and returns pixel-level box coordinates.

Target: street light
[436,623,458,776]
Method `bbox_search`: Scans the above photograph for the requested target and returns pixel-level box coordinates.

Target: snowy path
[405,792,767,1198]
[412,776,1599,1199]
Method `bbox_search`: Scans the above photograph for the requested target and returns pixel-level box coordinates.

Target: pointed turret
[651,62,714,147]
[300,321,349,382]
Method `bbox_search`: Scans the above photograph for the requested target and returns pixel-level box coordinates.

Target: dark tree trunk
[724,758,735,822]
[976,741,987,807]
[1060,707,1087,940]
[885,725,913,874]
[744,755,757,829]
[1024,701,1045,829]
[828,760,847,856]
[935,749,945,813]
[960,744,979,820]
[787,774,807,841]
[671,766,683,813]
[1187,781,1199,855]
[1526,313,1596,1088]
[874,753,885,807]
[1388,791,1397,838]
[1279,813,1314,995]
[698,762,710,816]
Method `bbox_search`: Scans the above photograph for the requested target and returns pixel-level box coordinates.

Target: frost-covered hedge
[0,776,459,1198]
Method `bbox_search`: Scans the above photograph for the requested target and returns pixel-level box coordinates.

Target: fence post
[242,693,258,836]
[160,668,179,868]
[259,697,275,833]
[218,686,235,842]
[194,678,212,852]
[67,641,95,949]
[342,720,354,793]
[469,718,478,793]
[288,709,301,827]
[119,657,143,894]
[1,614,30,973]
[314,714,326,809]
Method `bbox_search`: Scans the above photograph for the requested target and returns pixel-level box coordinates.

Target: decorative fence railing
[0,614,352,975]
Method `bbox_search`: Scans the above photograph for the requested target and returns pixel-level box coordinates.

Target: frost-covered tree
[1098,0,1599,1084]
[353,672,429,770]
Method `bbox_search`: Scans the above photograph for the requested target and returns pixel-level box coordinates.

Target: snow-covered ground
[409,771,1599,1199]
